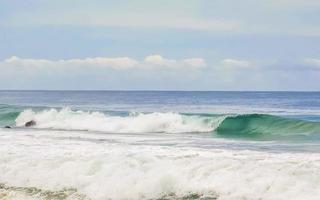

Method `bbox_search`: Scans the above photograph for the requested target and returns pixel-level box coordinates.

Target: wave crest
[15,108,223,133]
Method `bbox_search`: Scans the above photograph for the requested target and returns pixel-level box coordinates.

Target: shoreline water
[1,129,320,199]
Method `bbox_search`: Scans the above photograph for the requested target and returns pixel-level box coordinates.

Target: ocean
[0,91,320,200]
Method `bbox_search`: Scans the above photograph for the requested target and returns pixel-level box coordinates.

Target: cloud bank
[2,55,207,70]
[1,55,319,90]
[4,56,320,72]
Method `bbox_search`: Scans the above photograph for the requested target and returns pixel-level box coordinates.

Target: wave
[1,106,320,139]
[216,114,320,139]
[0,105,21,126]
[14,108,224,134]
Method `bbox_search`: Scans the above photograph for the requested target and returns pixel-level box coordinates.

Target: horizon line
[0,89,319,92]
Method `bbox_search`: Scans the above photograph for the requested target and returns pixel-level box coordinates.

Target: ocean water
[0,91,320,200]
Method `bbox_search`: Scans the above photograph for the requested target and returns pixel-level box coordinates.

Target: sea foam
[15,108,223,133]
[0,129,320,200]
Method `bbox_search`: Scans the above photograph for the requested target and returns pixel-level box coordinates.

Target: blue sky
[0,0,320,90]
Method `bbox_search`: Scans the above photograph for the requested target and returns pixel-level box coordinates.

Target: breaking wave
[14,108,224,134]
[1,106,320,139]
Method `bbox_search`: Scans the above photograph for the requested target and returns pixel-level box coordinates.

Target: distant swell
[0,106,320,139]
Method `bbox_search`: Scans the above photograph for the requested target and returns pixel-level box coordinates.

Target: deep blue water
[1,91,320,114]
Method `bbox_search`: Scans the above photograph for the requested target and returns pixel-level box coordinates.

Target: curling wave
[1,107,320,139]
[216,114,320,139]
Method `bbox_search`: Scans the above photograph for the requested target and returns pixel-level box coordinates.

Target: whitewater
[1,91,320,200]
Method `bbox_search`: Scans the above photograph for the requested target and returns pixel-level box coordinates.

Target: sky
[0,0,320,91]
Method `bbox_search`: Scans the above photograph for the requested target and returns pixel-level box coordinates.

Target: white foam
[15,108,223,133]
[0,129,320,200]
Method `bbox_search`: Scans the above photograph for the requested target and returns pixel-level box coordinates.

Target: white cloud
[221,59,255,69]
[144,55,206,69]
[4,56,139,70]
[144,55,177,67]
[303,58,320,70]
[182,58,207,68]
[5,56,53,67]
[2,55,206,70]
[64,57,139,69]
